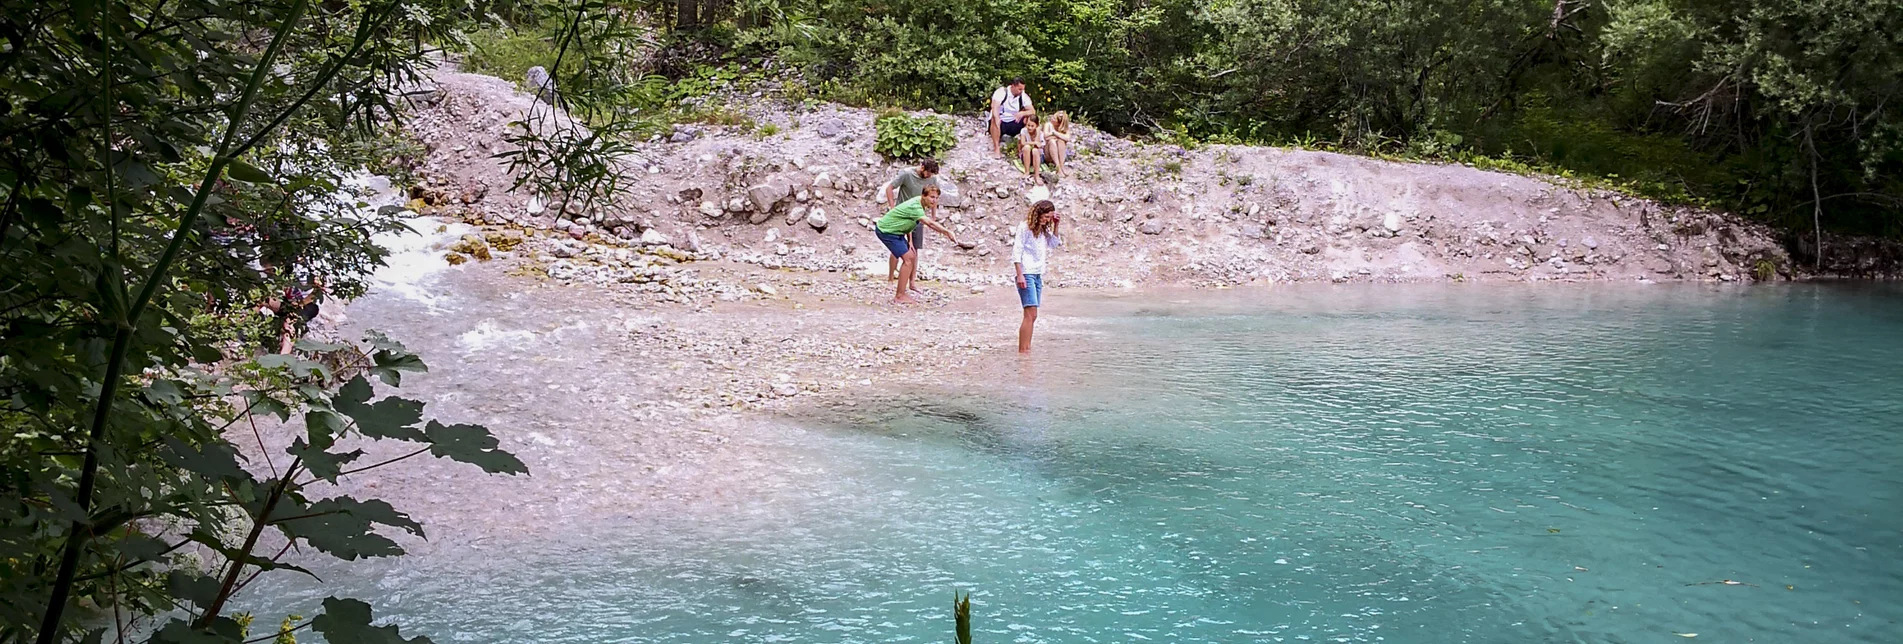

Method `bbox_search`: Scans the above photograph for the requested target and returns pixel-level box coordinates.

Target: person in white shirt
[989,78,1036,157]
[1012,200,1062,353]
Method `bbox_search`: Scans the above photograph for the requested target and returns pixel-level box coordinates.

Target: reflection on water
[243,283,1903,643]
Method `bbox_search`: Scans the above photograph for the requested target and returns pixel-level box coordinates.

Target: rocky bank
[393,64,1803,299]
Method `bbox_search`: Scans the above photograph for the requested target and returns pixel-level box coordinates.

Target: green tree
[0,0,526,641]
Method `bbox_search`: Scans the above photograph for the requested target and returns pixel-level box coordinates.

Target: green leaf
[151,616,246,644]
[166,571,222,608]
[275,497,421,560]
[290,437,363,482]
[332,376,427,441]
[159,436,249,483]
[294,338,350,352]
[310,597,433,644]
[225,158,274,183]
[424,421,528,475]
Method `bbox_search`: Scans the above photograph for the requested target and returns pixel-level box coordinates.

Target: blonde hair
[1049,111,1071,133]
[1025,200,1057,237]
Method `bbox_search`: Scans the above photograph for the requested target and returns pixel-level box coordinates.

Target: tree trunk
[675,0,697,30]
[1806,123,1823,273]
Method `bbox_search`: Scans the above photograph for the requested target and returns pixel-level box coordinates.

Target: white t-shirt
[992,87,1033,123]
[1011,224,1062,275]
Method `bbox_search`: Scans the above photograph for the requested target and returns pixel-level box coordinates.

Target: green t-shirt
[887,169,938,203]
[876,196,928,235]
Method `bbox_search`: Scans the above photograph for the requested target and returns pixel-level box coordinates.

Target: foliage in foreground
[0,0,524,641]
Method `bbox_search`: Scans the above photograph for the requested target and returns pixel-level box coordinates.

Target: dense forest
[619,0,1901,246]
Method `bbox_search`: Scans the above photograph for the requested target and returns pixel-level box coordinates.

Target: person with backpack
[988,78,1036,157]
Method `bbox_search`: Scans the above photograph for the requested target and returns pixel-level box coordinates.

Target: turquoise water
[247,284,1903,643]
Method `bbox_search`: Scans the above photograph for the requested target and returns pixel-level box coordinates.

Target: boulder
[748,182,793,214]
[938,178,966,209]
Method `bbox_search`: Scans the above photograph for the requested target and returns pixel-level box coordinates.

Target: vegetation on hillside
[505,0,1898,254]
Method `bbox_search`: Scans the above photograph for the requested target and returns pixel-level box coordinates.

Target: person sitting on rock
[1017,115,1044,184]
[989,78,1036,157]
[878,158,941,285]
[875,186,966,305]
[1043,111,1076,182]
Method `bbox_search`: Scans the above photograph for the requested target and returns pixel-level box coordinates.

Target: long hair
[1049,111,1071,133]
[1026,200,1057,237]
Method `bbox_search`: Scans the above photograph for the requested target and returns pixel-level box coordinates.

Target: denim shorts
[1017,273,1044,307]
[876,230,911,258]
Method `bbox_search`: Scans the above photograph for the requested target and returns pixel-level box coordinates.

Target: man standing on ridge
[989,78,1036,157]
[879,158,941,287]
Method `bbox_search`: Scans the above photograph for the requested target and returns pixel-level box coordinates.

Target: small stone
[1138,219,1165,235]
[807,209,829,231]
[1383,211,1402,232]
[813,173,833,188]
[526,196,545,215]
[1656,243,1670,251]
[1584,237,1600,250]
[699,201,723,218]
[1299,244,1321,255]
[755,283,778,296]
[764,228,780,244]
[639,229,669,246]
[772,382,799,397]
[785,206,809,226]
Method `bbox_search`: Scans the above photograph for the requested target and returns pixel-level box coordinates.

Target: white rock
[807,209,829,231]
[785,206,809,226]
[639,229,669,246]
[755,283,777,296]
[1383,211,1402,232]
[1247,203,1262,217]
[764,228,780,243]
[699,201,723,218]
[813,172,833,188]
[1656,243,1670,251]
[772,383,799,397]
[526,196,545,215]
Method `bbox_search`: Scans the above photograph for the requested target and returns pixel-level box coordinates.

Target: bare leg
[1020,143,1039,180]
[990,117,1002,155]
[894,251,920,304]
[888,254,899,281]
[1018,306,1038,352]
[1049,139,1067,178]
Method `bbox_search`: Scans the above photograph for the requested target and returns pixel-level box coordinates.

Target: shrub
[875,112,957,161]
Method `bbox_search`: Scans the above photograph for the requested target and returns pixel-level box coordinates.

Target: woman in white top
[1013,200,1063,353]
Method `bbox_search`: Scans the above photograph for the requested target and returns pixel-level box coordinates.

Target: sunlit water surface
[245,283,1903,643]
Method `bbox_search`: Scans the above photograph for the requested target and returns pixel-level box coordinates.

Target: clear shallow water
[246,284,1903,643]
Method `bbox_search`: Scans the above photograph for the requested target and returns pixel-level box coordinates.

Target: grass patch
[463,25,557,84]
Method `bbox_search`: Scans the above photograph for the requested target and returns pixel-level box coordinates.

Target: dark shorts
[876,230,912,258]
[908,223,926,249]
[1000,120,1025,137]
